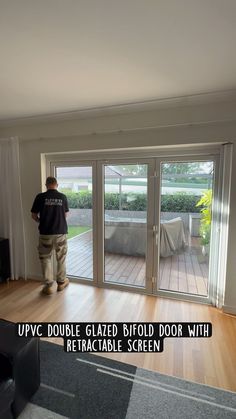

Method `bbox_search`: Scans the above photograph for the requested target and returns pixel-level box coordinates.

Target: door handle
[153,226,158,245]
[155,231,158,246]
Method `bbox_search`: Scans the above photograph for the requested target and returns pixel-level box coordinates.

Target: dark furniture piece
[0,319,40,417]
[0,238,11,282]
[0,354,15,419]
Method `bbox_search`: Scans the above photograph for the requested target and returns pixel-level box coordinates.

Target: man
[31,176,69,295]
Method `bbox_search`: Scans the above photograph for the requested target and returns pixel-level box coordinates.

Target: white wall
[0,92,236,312]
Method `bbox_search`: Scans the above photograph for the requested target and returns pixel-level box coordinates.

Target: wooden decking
[159,238,208,296]
[67,232,208,296]
[67,231,94,279]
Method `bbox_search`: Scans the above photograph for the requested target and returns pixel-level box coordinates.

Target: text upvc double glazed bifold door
[53,155,218,301]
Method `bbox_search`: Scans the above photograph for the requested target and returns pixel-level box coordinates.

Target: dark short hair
[46,176,57,186]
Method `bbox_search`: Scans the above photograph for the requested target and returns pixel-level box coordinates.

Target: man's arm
[64,195,69,218]
[31,213,40,222]
[31,194,41,222]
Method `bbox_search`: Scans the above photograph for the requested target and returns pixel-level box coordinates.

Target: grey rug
[24,340,236,419]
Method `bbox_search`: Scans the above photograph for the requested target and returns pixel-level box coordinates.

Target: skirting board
[27,275,43,282]
[222,305,236,316]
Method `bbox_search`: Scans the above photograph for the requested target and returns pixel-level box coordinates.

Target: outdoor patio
[67,231,208,296]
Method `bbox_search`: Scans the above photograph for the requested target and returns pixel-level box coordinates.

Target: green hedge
[66,191,202,212]
[160,194,201,212]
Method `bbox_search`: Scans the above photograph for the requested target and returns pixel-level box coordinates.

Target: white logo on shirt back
[45,198,63,206]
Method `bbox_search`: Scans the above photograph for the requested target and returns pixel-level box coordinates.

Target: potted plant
[196,190,212,257]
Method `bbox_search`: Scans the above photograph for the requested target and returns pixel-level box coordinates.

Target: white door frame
[153,154,220,305]
[50,160,98,286]
[96,158,155,294]
[46,144,224,305]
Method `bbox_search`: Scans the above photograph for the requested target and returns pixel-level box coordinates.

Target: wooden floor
[0,280,236,392]
[67,233,208,296]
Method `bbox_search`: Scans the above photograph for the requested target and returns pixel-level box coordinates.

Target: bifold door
[51,154,219,303]
[55,163,97,283]
[98,160,155,293]
[153,157,218,302]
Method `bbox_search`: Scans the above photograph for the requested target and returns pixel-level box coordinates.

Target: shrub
[66,191,203,212]
[78,190,93,209]
[104,193,120,210]
[161,193,201,213]
[66,191,92,209]
[126,193,147,211]
[196,190,212,245]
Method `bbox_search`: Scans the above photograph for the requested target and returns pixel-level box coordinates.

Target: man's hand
[31,213,40,223]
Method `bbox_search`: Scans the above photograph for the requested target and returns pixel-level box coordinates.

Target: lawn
[67,225,91,239]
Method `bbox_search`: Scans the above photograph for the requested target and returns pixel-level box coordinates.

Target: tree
[119,165,147,176]
[162,162,212,175]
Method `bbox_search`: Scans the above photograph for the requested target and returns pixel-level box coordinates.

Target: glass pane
[158,161,214,296]
[56,166,93,280]
[104,164,147,287]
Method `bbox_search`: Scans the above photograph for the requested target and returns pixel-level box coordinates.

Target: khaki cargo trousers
[38,234,67,287]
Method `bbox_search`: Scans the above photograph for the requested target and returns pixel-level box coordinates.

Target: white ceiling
[1,0,236,121]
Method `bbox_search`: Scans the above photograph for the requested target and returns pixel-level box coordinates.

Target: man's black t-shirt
[31,189,69,235]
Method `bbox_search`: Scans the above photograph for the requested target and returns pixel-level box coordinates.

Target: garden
[65,190,212,249]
